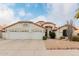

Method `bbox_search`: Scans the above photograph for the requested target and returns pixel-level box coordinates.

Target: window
[63,29,68,37]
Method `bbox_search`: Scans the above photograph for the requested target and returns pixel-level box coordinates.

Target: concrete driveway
[0,39,46,55]
[0,39,79,56]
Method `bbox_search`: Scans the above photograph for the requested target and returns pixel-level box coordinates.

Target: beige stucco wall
[73,30,79,36]
[36,21,45,26]
[3,22,45,40]
[43,23,55,30]
[5,23,45,32]
[56,26,76,39]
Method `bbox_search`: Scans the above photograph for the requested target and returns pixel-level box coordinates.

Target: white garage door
[3,32,44,40]
[31,32,44,39]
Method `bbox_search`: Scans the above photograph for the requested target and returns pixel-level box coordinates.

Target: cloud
[18,9,26,17]
[26,13,32,17]
[0,4,20,25]
[25,4,31,7]
[30,15,48,22]
[46,3,78,26]
[0,8,14,20]
[0,4,33,25]
[17,8,33,20]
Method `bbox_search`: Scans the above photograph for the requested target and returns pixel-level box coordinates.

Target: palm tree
[75,9,79,19]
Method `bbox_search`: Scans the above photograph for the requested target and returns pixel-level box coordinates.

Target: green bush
[77,33,79,36]
[71,36,79,42]
[49,31,56,39]
[43,36,47,40]
[59,36,65,39]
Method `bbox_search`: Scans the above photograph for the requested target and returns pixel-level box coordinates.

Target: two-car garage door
[3,32,44,40]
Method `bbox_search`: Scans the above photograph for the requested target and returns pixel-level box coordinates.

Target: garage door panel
[31,32,44,39]
[4,32,30,39]
[3,32,44,40]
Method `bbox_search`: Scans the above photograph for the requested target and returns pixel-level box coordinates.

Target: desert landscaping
[44,39,79,50]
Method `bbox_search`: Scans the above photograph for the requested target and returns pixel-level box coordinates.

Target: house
[56,24,78,39]
[35,21,45,26]
[2,21,45,40]
[36,21,57,38]
[74,29,79,36]
[0,25,3,38]
[0,21,57,40]
[0,20,78,40]
[36,21,56,30]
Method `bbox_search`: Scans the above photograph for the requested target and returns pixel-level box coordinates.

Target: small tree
[67,20,73,40]
[49,31,56,39]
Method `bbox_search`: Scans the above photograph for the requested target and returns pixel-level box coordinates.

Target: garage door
[3,32,44,40]
[31,32,44,39]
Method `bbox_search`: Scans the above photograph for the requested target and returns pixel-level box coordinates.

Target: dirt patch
[44,39,79,50]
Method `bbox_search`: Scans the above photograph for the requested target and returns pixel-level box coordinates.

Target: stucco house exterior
[36,21,56,30]
[74,29,79,36]
[0,25,3,38]
[56,24,78,39]
[0,21,78,40]
[2,21,45,40]
[36,21,57,38]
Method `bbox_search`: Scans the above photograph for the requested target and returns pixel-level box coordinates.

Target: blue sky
[0,3,79,27]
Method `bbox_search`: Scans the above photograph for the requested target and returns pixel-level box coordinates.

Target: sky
[0,3,79,27]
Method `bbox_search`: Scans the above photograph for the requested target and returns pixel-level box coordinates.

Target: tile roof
[57,24,78,30]
[2,21,45,30]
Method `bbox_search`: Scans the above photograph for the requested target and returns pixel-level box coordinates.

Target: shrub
[45,29,48,38]
[71,36,79,42]
[49,31,56,39]
[77,33,79,36]
[59,36,65,39]
[43,36,47,40]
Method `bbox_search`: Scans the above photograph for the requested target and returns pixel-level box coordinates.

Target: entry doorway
[63,29,68,37]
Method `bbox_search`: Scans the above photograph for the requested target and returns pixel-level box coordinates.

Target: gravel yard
[0,39,79,55]
[44,39,79,50]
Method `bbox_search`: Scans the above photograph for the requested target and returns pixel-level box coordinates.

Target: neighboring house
[74,29,79,36]
[2,21,45,40]
[0,25,3,38]
[0,25,3,30]
[56,24,77,39]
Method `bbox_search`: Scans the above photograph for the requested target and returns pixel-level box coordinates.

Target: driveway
[0,39,46,55]
[0,39,79,56]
